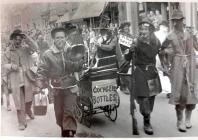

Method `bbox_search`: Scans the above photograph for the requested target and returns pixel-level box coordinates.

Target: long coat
[162,30,198,105]
[125,33,162,97]
[2,44,36,110]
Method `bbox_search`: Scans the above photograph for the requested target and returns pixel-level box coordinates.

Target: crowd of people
[1,9,198,137]
[139,10,163,29]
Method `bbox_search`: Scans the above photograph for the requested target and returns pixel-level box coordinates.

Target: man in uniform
[124,18,162,135]
[161,10,198,132]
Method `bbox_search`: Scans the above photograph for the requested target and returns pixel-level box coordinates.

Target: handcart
[75,55,120,127]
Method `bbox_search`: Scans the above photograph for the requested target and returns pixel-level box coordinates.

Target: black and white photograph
[1,0,198,138]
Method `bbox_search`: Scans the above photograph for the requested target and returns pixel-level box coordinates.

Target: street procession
[1,1,198,138]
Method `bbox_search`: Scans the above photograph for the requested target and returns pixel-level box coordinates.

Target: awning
[56,13,71,23]
[71,2,107,20]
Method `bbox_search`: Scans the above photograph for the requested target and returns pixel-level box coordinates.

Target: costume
[161,9,198,132]
[124,18,162,135]
[37,27,84,137]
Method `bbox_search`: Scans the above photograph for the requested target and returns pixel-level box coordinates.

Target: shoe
[176,109,186,132]
[61,130,75,137]
[132,117,139,135]
[61,130,69,137]
[143,116,153,135]
[177,121,186,132]
[185,110,192,129]
[144,124,153,135]
[18,124,26,130]
[185,121,192,129]
[27,112,35,120]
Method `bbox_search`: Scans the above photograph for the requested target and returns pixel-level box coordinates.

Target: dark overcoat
[125,33,162,97]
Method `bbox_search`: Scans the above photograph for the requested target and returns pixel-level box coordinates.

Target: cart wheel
[116,92,120,107]
[103,106,111,117]
[104,110,110,117]
[109,105,117,122]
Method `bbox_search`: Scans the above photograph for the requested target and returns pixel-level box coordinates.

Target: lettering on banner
[92,79,118,108]
[119,34,133,48]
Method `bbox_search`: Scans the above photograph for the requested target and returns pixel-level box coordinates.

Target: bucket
[33,91,48,116]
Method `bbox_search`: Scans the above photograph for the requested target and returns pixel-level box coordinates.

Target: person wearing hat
[94,13,118,67]
[161,9,198,132]
[2,29,38,130]
[99,13,111,28]
[123,17,162,135]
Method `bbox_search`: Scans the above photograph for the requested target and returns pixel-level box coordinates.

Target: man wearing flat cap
[124,17,162,135]
[94,13,118,67]
[2,29,38,130]
[161,9,198,132]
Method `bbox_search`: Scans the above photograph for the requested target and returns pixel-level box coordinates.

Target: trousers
[137,96,156,117]
[175,104,196,111]
[53,89,77,131]
[16,86,33,125]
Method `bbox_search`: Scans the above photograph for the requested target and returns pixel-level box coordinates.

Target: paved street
[1,88,198,138]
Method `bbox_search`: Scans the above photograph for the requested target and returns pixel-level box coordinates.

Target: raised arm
[98,36,117,51]
[23,34,38,52]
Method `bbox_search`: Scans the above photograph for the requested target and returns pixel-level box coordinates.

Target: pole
[161,2,167,20]
[130,48,139,135]
[168,2,173,30]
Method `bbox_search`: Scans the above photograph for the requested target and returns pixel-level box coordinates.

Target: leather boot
[176,109,186,132]
[61,130,75,137]
[61,127,69,137]
[185,109,192,129]
[143,115,153,135]
[132,117,139,135]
